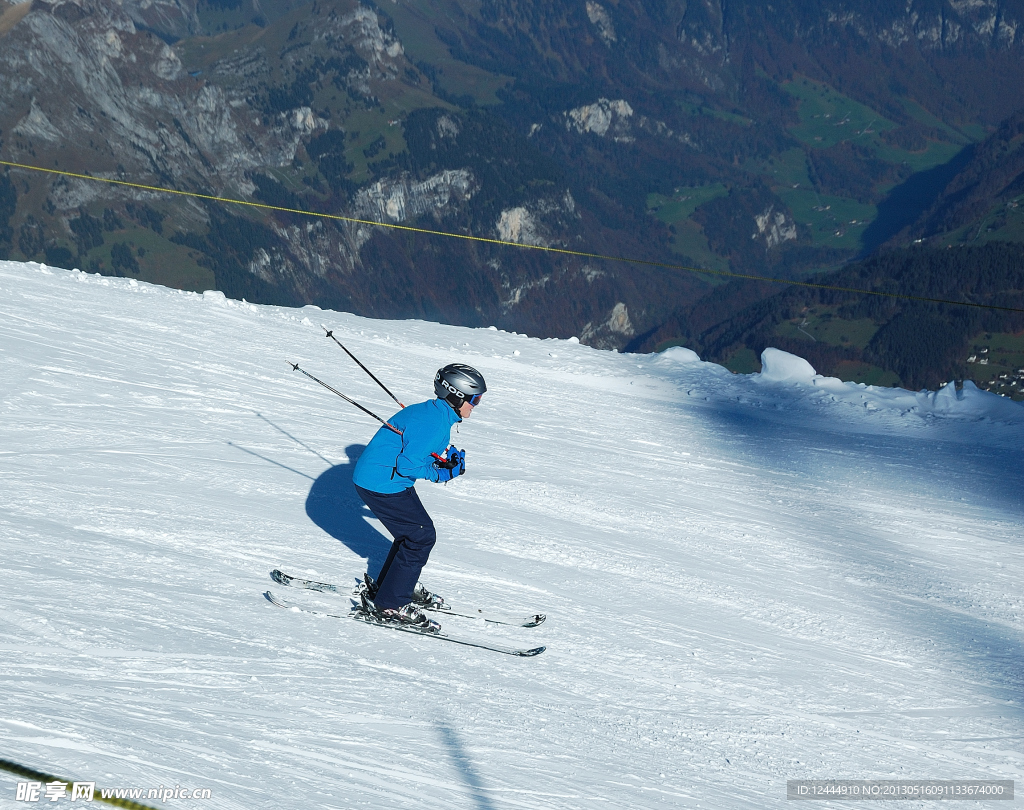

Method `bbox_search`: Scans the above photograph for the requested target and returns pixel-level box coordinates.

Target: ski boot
[359,590,441,633]
[412,582,447,609]
[362,574,446,609]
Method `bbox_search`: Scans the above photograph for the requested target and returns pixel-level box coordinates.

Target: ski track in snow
[1,261,1022,809]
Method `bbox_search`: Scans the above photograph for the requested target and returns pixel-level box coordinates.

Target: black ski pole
[290,363,403,435]
[320,324,405,408]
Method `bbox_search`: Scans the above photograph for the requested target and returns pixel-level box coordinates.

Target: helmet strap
[442,394,463,413]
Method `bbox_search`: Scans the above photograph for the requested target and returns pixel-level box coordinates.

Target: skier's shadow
[305,444,391,574]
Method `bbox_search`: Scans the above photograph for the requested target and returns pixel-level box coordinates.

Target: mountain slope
[900,109,1024,246]
[3,0,1024,362]
[1,260,1022,808]
[0,0,712,345]
[638,242,1024,393]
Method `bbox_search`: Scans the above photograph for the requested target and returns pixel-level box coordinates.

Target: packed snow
[1,260,1022,809]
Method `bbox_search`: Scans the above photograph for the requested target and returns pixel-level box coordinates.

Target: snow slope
[1,260,1022,809]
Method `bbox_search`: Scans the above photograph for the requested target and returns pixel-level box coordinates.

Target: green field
[747,79,975,253]
[723,347,762,374]
[966,331,1024,400]
[783,76,897,150]
[830,361,901,387]
[386,0,511,106]
[773,310,901,386]
[959,123,991,141]
[775,311,880,350]
[750,148,812,188]
[647,185,731,275]
[750,149,874,251]
[967,332,1024,378]
[938,196,1024,246]
[873,138,963,174]
[980,199,1024,243]
[648,185,729,222]
[898,98,971,144]
[342,109,411,183]
[78,225,215,291]
[775,187,875,251]
[781,76,966,173]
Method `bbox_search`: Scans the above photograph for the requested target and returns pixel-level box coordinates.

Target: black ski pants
[354,484,437,610]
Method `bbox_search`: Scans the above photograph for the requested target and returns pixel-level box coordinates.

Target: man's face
[458,400,475,418]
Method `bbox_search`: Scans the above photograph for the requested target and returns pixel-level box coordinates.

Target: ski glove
[434,446,465,482]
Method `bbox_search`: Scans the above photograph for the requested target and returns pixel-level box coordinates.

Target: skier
[352,363,486,629]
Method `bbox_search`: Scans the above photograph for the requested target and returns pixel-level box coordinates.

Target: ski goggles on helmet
[465,392,483,407]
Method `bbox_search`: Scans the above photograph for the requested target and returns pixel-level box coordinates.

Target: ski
[269,569,546,628]
[264,591,546,657]
[270,569,343,594]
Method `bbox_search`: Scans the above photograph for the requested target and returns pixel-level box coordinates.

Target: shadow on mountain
[859,144,975,256]
[305,444,391,573]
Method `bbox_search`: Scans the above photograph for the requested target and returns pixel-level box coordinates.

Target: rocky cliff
[1,0,1022,354]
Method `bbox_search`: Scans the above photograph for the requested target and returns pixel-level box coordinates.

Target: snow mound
[683,346,1024,428]
[817,377,1024,421]
[757,347,817,383]
[655,345,701,364]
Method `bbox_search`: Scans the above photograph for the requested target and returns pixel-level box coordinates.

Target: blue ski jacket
[352,398,462,494]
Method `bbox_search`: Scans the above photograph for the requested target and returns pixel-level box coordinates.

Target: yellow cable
[2,158,1022,314]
